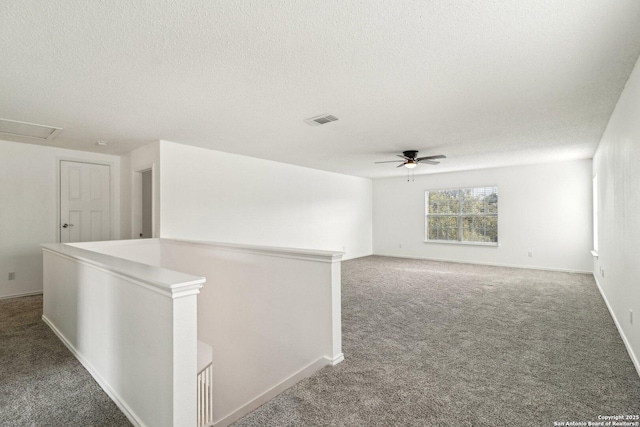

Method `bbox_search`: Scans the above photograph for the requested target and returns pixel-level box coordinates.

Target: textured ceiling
[2,1,640,178]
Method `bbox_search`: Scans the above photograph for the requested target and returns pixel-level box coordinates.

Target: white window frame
[592,175,599,256]
[425,186,499,246]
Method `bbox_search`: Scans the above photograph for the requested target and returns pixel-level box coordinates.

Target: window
[593,175,598,253]
[425,186,498,244]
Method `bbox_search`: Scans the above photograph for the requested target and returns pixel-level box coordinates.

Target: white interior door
[60,161,111,243]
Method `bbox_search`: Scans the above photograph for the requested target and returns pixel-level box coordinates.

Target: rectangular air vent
[304,114,339,126]
[0,118,62,141]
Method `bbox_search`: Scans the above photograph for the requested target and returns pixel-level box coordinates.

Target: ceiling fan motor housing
[403,150,419,159]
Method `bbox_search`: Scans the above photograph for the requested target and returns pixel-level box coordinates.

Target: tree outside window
[425,187,498,244]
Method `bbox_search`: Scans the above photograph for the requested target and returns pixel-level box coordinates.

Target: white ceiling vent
[0,118,62,141]
[304,114,339,126]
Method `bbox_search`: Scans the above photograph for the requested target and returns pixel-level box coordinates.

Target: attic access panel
[0,118,62,140]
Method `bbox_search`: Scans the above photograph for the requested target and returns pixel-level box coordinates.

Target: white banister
[197,363,213,427]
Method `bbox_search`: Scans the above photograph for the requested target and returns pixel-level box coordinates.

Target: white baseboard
[212,356,331,427]
[341,252,374,261]
[592,275,640,380]
[41,315,144,427]
[0,290,43,300]
[328,353,344,366]
[373,252,591,274]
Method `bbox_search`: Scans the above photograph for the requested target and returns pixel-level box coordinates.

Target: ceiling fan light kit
[375,150,446,170]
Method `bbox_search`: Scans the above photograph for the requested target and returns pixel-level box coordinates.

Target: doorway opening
[141,170,152,238]
[132,166,154,238]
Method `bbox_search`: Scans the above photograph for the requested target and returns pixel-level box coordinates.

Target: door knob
[61,223,74,228]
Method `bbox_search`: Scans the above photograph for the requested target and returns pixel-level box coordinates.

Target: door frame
[56,158,116,243]
[131,163,156,239]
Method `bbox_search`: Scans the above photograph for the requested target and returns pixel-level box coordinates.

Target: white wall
[373,160,592,272]
[159,140,372,259]
[0,140,120,298]
[119,153,132,238]
[593,53,640,375]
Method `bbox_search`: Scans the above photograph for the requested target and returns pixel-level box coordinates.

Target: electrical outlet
[8,272,15,280]
[527,252,533,257]
[601,269,605,278]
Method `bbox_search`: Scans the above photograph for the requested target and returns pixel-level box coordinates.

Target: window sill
[424,240,499,247]
[591,250,599,258]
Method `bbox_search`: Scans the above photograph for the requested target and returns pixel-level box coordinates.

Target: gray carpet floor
[234,256,640,426]
[2,257,639,426]
[0,294,131,427]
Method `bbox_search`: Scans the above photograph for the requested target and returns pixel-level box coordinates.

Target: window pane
[428,190,459,214]
[427,215,459,241]
[485,191,498,214]
[461,216,497,243]
[459,189,477,214]
[593,175,598,252]
[460,187,498,214]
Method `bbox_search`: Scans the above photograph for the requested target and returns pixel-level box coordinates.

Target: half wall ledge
[42,242,204,427]
[42,238,344,427]
[42,243,205,299]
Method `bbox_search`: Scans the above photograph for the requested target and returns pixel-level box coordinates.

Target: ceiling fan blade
[375,160,405,164]
[396,154,410,160]
[396,163,406,168]
[416,155,446,161]
[418,160,440,165]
